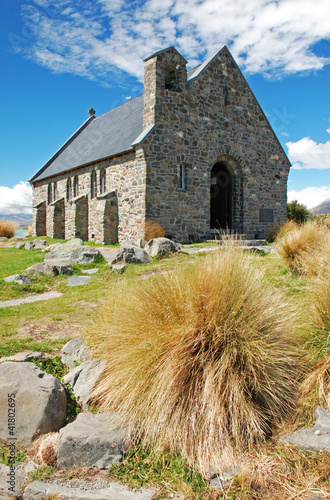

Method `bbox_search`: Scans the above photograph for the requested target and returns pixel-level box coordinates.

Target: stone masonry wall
[32,152,146,243]
[141,47,290,240]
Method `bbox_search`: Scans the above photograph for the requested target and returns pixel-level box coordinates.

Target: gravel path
[0,291,63,308]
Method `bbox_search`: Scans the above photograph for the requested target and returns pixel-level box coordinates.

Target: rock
[145,237,181,257]
[32,240,48,250]
[67,276,91,287]
[24,241,35,250]
[24,460,39,474]
[111,243,152,265]
[136,238,147,248]
[57,412,130,469]
[0,351,44,363]
[0,362,67,445]
[81,268,99,274]
[111,263,126,273]
[0,463,26,498]
[44,238,101,264]
[15,241,25,249]
[62,359,106,409]
[26,261,72,276]
[3,274,33,285]
[0,237,8,242]
[23,480,156,500]
[61,338,92,370]
[281,406,330,453]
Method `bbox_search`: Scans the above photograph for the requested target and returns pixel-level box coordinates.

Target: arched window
[48,184,53,204]
[100,169,106,194]
[73,176,79,198]
[91,171,97,198]
[53,182,58,201]
[67,178,72,200]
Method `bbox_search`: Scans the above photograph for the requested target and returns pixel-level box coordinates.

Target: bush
[88,248,299,473]
[274,219,329,275]
[287,200,311,224]
[0,219,19,238]
[144,220,165,241]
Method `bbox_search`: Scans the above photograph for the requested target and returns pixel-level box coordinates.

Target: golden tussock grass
[274,219,330,275]
[144,220,165,241]
[0,219,19,238]
[87,248,300,473]
[27,432,59,466]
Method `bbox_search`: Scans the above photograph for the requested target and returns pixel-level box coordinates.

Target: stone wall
[141,47,290,240]
[32,152,146,243]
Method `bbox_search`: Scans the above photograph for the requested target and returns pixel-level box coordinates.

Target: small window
[48,184,53,204]
[73,176,79,198]
[178,165,186,191]
[100,169,106,194]
[53,182,58,201]
[91,171,97,198]
[67,178,72,200]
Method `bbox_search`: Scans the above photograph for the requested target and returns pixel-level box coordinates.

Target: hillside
[310,198,330,214]
[0,213,32,227]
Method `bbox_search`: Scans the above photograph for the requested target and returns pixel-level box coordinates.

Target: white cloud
[0,182,33,214]
[288,186,330,209]
[286,135,330,169]
[327,127,330,134]
[15,0,330,85]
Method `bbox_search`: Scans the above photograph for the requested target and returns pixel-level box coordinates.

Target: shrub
[287,200,311,224]
[0,219,19,238]
[144,220,165,241]
[88,248,299,473]
[274,219,329,275]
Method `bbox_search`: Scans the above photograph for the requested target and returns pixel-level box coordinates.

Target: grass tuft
[88,248,300,473]
[144,220,165,241]
[0,219,19,238]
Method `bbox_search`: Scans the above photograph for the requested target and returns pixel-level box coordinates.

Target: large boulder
[0,351,44,363]
[26,261,72,276]
[0,362,67,445]
[57,412,130,469]
[44,238,101,264]
[62,359,106,409]
[24,479,156,500]
[145,237,181,257]
[61,338,92,370]
[281,406,330,453]
[111,243,152,265]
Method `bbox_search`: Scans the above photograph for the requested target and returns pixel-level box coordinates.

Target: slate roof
[30,94,144,182]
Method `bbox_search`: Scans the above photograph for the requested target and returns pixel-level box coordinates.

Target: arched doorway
[210,162,232,229]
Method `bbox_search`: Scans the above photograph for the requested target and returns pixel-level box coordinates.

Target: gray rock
[0,351,44,363]
[26,261,72,276]
[281,406,330,452]
[145,237,181,257]
[15,241,25,250]
[61,338,92,370]
[67,276,91,287]
[3,274,33,285]
[24,480,156,500]
[0,463,25,498]
[111,243,152,265]
[32,240,48,250]
[24,241,35,250]
[135,238,147,248]
[81,268,99,274]
[44,238,101,264]
[62,359,106,409]
[112,263,126,273]
[58,412,130,469]
[24,460,39,474]
[0,237,8,242]
[0,362,66,445]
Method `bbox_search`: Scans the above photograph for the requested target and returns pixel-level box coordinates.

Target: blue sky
[0,0,329,214]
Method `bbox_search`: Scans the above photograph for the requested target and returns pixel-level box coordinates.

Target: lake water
[14,229,28,238]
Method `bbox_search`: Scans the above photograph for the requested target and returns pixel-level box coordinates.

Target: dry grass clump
[274,219,329,275]
[0,219,19,238]
[144,220,165,241]
[27,432,59,466]
[88,248,300,473]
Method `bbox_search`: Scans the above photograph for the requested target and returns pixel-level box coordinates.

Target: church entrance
[210,162,232,229]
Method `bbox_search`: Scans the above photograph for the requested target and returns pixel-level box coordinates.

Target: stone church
[30,46,290,244]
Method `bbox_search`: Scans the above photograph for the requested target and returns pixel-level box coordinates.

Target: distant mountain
[0,213,33,228]
[310,199,330,215]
